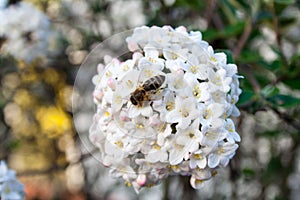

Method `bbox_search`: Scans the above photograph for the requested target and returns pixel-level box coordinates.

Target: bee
[130,75,166,107]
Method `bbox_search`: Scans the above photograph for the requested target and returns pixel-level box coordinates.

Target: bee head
[130,96,138,105]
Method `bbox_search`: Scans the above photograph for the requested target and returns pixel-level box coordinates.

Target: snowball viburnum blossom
[0,161,25,200]
[90,26,242,192]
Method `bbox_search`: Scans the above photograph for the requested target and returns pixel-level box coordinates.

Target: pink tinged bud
[111,58,120,65]
[132,52,143,62]
[97,64,105,74]
[136,174,147,186]
[162,25,172,30]
[176,26,187,33]
[128,42,139,52]
[176,69,184,76]
[93,89,104,101]
[120,113,129,122]
[107,78,116,90]
[120,109,130,121]
[149,115,160,126]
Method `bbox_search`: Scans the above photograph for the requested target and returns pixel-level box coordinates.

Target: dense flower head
[0,160,25,200]
[90,25,242,192]
[0,1,58,62]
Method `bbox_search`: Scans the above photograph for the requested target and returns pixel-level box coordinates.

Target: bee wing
[147,87,167,102]
[139,68,166,84]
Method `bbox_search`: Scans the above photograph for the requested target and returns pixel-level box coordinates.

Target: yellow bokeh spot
[36,106,72,138]
[43,68,61,86]
[13,89,36,108]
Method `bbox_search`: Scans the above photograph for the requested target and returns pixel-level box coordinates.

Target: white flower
[207,46,227,67]
[89,25,242,192]
[166,97,199,129]
[163,44,189,62]
[169,141,188,165]
[185,73,211,102]
[144,142,169,163]
[0,161,9,182]
[208,68,233,93]
[1,179,25,200]
[208,142,239,168]
[128,102,153,118]
[138,46,165,70]
[189,150,207,169]
[224,119,241,143]
[190,169,212,189]
[0,161,24,200]
[110,0,145,30]
[199,103,225,129]
[176,119,203,152]
[0,2,59,63]
[201,126,226,147]
[153,90,175,121]
[182,54,210,80]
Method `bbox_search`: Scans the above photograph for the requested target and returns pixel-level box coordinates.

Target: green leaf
[279,16,297,28]
[202,22,245,41]
[238,49,261,63]
[255,11,273,22]
[174,0,205,9]
[202,29,220,41]
[259,60,282,71]
[237,90,256,105]
[259,130,281,137]
[274,0,295,14]
[221,22,245,38]
[261,85,279,97]
[268,94,300,108]
[242,168,255,177]
[6,139,21,150]
[283,79,300,90]
[274,0,295,5]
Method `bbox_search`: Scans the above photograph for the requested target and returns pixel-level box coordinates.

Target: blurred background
[1,0,300,199]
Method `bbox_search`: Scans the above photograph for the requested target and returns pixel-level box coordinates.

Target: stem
[233,18,252,60]
[162,176,170,200]
[271,2,289,66]
[181,176,198,200]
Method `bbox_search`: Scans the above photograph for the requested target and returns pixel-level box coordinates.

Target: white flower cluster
[0,1,58,63]
[90,26,242,192]
[0,161,25,200]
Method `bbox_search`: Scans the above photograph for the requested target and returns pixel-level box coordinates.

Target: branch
[233,18,252,59]
[205,0,218,25]
[240,64,260,93]
[272,2,289,66]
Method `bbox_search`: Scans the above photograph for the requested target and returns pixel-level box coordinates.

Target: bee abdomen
[143,75,165,91]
